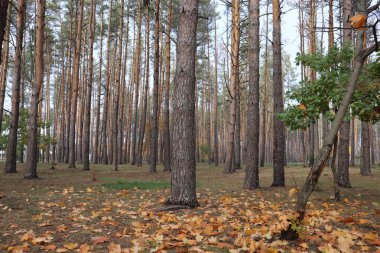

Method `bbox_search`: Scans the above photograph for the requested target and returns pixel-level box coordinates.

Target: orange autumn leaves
[350,14,367,30]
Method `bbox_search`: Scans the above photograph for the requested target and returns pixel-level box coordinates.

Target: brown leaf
[63,242,78,250]
[92,236,110,245]
[107,242,121,253]
[79,243,91,253]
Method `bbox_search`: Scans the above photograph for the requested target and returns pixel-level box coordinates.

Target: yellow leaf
[20,230,35,242]
[288,188,299,197]
[63,242,78,250]
[350,14,367,30]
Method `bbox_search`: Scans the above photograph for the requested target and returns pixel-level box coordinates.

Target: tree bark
[25,0,45,178]
[224,0,240,173]
[131,0,143,165]
[213,13,218,167]
[271,0,285,186]
[0,0,9,64]
[360,121,371,175]
[112,0,124,171]
[163,0,172,172]
[0,4,10,134]
[68,0,84,168]
[166,0,199,207]
[83,0,96,170]
[5,0,26,173]
[244,0,260,189]
[149,0,160,172]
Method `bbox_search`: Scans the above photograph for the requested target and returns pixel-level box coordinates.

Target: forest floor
[0,162,379,253]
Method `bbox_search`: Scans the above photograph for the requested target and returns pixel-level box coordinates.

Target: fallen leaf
[92,236,109,245]
[107,242,121,253]
[63,242,78,250]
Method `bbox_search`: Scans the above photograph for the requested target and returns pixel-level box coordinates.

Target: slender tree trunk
[224,0,240,173]
[131,0,143,165]
[112,0,124,171]
[5,0,26,173]
[68,0,84,168]
[94,10,103,164]
[338,0,352,187]
[137,4,150,167]
[213,13,219,167]
[0,5,10,133]
[83,0,96,170]
[360,121,371,175]
[25,0,45,178]
[244,0,260,189]
[0,0,9,63]
[149,0,160,172]
[101,0,113,165]
[166,0,199,207]
[163,0,172,171]
[271,0,285,186]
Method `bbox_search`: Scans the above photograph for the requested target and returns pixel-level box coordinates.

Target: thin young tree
[4,0,26,173]
[166,0,199,207]
[244,0,260,189]
[25,0,46,178]
[68,0,85,168]
[213,12,218,166]
[83,0,96,170]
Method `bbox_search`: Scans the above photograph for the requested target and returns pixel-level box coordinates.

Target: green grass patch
[102,180,170,190]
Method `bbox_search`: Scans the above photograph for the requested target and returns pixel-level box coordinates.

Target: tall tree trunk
[0,5,10,133]
[224,0,240,173]
[271,0,285,186]
[101,0,114,165]
[213,13,218,167]
[25,0,45,178]
[260,0,270,167]
[234,65,241,170]
[149,0,160,172]
[338,0,352,188]
[4,0,26,173]
[360,121,371,175]
[163,0,172,172]
[166,0,199,207]
[94,9,103,164]
[68,0,84,168]
[83,0,96,170]
[0,0,9,64]
[112,0,124,171]
[137,4,150,167]
[244,0,260,189]
[131,0,143,165]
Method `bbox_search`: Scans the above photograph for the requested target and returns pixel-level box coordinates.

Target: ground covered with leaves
[0,163,379,252]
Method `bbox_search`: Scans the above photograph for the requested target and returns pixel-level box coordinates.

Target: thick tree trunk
[360,121,371,175]
[224,0,239,173]
[244,0,260,189]
[0,5,10,134]
[25,0,45,179]
[5,0,26,173]
[271,0,285,186]
[166,0,199,207]
[149,0,160,172]
[68,0,84,168]
[83,0,96,171]
[163,0,172,172]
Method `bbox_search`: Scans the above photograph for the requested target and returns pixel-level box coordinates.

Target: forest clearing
[0,163,379,252]
[1,0,380,251]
